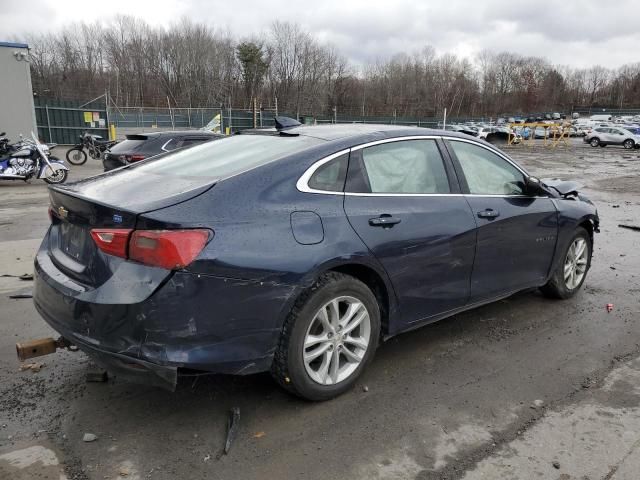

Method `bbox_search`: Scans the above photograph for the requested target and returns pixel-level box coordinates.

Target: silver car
[584,126,640,149]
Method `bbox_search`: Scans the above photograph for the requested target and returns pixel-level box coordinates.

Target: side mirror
[525,176,545,195]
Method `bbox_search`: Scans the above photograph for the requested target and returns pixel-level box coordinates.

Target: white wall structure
[0,42,37,140]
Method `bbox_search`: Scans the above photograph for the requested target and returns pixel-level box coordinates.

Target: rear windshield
[110,139,148,153]
[130,134,323,178]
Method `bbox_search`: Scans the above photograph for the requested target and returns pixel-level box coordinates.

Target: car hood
[542,178,582,197]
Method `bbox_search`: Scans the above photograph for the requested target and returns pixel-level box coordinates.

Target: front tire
[590,138,600,147]
[540,227,592,299]
[272,272,381,401]
[624,139,634,149]
[66,147,87,165]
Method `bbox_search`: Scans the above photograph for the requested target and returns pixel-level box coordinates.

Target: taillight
[90,228,209,269]
[129,154,146,162]
[90,229,133,258]
[129,230,209,269]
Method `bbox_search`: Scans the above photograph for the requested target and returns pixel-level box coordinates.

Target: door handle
[477,209,500,219]
[369,215,401,228]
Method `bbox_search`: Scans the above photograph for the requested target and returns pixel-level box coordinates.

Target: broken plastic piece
[606,303,613,313]
[224,407,241,454]
[619,224,640,232]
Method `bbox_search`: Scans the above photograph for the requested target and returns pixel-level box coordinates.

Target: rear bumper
[33,242,298,387]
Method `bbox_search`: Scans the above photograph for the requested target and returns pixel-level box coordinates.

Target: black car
[103,131,223,171]
[35,124,598,401]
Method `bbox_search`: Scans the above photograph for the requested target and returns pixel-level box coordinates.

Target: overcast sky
[5,0,639,70]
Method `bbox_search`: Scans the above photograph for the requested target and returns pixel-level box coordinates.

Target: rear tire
[66,147,87,165]
[272,272,381,401]
[540,227,591,299]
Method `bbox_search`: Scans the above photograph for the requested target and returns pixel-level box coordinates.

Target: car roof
[238,123,480,143]
[126,130,221,140]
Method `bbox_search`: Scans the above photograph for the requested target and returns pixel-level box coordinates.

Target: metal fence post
[45,105,52,143]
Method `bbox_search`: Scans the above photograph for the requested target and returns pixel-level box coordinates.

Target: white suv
[584,126,640,149]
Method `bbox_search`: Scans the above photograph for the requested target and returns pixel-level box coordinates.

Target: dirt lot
[1,140,639,480]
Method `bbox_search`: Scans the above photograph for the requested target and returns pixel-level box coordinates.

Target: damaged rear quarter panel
[135,144,398,366]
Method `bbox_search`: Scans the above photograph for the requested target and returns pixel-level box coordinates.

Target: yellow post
[109,123,116,141]
[225,126,231,135]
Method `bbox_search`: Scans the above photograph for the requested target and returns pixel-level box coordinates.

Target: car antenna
[274,116,301,136]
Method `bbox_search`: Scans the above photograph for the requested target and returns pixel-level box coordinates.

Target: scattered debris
[224,407,241,454]
[119,467,129,476]
[83,433,98,442]
[531,399,544,409]
[552,460,561,469]
[612,204,620,208]
[619,224,640,232]
[19,362,44,373]
[1,273,33,280]
[203,454,211,462]
[8,292,33,299]
[610,266,617,270]
[86,364,108,383]
[606,303,614,313]
[253,432,266,439]
[363,385,369,392]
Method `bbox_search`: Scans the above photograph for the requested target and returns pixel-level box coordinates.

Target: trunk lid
[47,169,215,286]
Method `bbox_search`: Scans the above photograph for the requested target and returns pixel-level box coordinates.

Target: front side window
[353,140,450,194]
[449,141,525,195]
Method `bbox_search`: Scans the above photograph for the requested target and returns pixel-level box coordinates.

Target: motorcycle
[0,132,69,184]
[0,132,12,156]
[66,132,117,165]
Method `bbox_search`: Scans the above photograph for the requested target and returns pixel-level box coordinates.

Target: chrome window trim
[296,135,535,198]
[296,149,351,195]
[349,135,441,150]
[161,139,175,152]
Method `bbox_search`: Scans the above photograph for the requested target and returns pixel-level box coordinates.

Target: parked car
[103,130,223,171]
[584,126,640,149]
[622,126,640,136]
[35,123,599,400]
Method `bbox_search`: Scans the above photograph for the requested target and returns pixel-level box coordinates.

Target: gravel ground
[0,140,639,480]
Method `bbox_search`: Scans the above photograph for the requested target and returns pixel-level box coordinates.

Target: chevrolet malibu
[34,123,599,401]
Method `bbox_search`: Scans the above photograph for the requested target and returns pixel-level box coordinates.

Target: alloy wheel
[564,238,588,290]
[303,296,371,385]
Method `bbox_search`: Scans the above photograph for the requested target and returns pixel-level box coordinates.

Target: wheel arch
[295,258,399,337]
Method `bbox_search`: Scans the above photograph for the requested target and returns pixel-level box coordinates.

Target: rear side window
[308,154,348,192]
[131,135,322,179]
[160,138,178,151]
[353,140,450,194]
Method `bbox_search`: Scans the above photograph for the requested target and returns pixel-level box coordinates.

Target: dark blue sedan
[34,123,599,400]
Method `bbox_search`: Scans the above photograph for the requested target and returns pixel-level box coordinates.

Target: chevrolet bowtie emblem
[58,206,68,218]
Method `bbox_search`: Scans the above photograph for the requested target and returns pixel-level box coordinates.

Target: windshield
[130,134,323,178]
